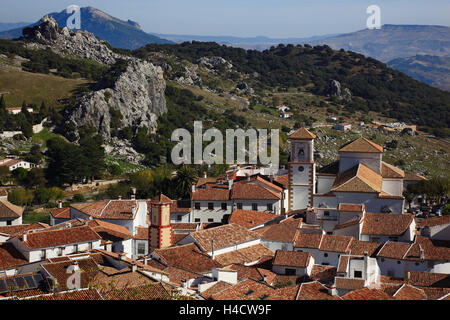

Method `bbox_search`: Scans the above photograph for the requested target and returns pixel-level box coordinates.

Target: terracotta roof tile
[273,250,312,268]
[153,243,222,274]
[348,240,382,256]
[382,161,405,178]
[294,233,322,248]
[331,164,382,193]
[200,281,232,299]
[0,200,23,218]
[190,224,260,252]
[211,279,276,300]
[341,287,395,300]
[71,200,139,220]
[231,183,282,200]
[377,242,412,259]
[87,219,132,240]
[406,271,450,288]
[361,213,414,236]
[404,173,427,181]
[49,207,71,219]
[21,225,101,249]
[134,227,148,240]
[289,128,316,140]
[297,281,341,300]
[337,256,350,273]
[0,223,48,238]
[420,216,450,228]
[339,138,383,153]
[274,174,289,189]
[261,218,301,243]
[191,184,230,201]
[0,243,28,270]
[101,283,172,300]
[23,289,103,300]
[335,277,366,290]
[338,203,364,212]
[214,244,274,265]
[319,235,354,253]
[0,189,8,197]
[229,210,277,229]
[223,264,276,284]
[309,265,337,285]
[393,284,427,300]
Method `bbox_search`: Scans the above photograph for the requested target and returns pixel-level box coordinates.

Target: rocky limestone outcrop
[23,16,120,65]
[65,59,166,142]
[329,79,352,102]
[198,56,233,71]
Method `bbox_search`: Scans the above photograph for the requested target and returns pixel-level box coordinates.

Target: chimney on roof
[192,182,196,193]
[131,262,137,272]
[118,195,122,200]
[263,274,267,283]
[246,173,250,182]
[131,187,136,200]
[419,244,425,260]
[118,252,126,261]
[23,232,28,242]
[203,172,207,179]
[228,179,233,190]
[406,271,411,282]
[58,200,63,209]
[211,239,215,260]
[104,241,112,252]
[181,278,188,289]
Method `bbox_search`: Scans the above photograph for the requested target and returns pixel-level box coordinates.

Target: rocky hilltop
[66,59,166,141]
[23,16,120,65]
[22,17,167,147]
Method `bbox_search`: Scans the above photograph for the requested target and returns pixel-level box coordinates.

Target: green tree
[25,168,46,188]
[8,188,34,206]
[12,167,28,185]
[174,166,198,199]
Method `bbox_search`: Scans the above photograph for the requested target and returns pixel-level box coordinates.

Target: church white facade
[288,129,405,233]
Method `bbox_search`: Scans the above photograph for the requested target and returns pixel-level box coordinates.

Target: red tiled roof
[190,224,260,252]
[261,218,301,243]
[309,265,337,285]
[151,194,172,204]
[21,225,101,249]
[101,283,172,300]
[87,219,132,240]
[297,281,341,300]
[71,200,139,220]
[337,256,350,273]
[381,162,405,178]
[319,235,354,253]
[274,174,289,189]
[348,240,382,256]
[0,223,48,238]
[361,213,414,236]
[211,279,276,300]
[153,243,222,274]
[341,287,395,300]
[229,210,277,229]
[231,183,282,200]
[339,138,383,153]
[171,223,199,231]
[134,227,148,240]
[420,216,450,228]
[191,184,230,201]
[0,200,23,218]
[49,207,71,219]
[331,164,382,193]
[404,173,427,181]
[273,250,312,268]
[335,277,366,291]
[214,244,274,266]
[0,243,28,270]
[289,128,316,140]
[222,264,276,284]
[393,284,427,300]
[0,189,8,197]
[406,271,450,288]
[200,281,232,300]
[294,233,322,249]
[23,289,103,300]
[377,242,412,260]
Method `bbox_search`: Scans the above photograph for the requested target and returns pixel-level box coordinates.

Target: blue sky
[1,0,449,37]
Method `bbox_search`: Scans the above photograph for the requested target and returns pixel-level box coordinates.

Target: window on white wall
[138,243,146,255]
[252,203,258,211]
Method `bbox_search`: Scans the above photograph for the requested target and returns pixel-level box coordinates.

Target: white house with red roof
[0,158,37,171]
[191,175,285,224]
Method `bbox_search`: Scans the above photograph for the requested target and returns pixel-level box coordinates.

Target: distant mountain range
[0,7,172,49]
[0,8,449,90]
[0,22,30,32]
[312,24,450,63]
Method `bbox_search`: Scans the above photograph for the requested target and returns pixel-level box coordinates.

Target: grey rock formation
[198,56,233,70]
[329,79,352,102]
[65,59,166,142]
[23,16,120,65]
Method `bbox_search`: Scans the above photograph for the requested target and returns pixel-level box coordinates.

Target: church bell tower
[288,128,316,211]
[149,194,173,252]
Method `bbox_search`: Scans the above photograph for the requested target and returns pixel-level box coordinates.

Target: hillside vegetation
[132,42,450,137]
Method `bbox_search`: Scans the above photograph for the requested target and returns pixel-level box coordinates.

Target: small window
[195,218,200,223]
[415,262,420,266]
[322,263,330,266]
[324,211,330,216]
[194,202,200,210]
[41,250,46,260]
[298,166,305,172]
[208,218,214,223]
[237,203,243,210]
[327,232,333,235]
[354,271,363,278]
[208,203,214,210]
[324,253,328,257]
[58,248,63,257]
[252,203,258,211]
[88,242,93,250]
[6,220,12,226]
[397,261,401,265]
[177,215,182,221]
[221,203,227,210]
[138,243,146,255]
[267,203,273,212]
[285,268,296,276]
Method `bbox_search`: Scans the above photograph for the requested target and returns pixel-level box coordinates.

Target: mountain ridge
[0,6,173,49]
